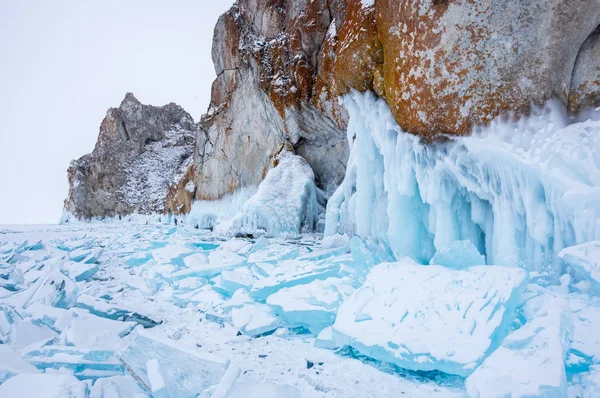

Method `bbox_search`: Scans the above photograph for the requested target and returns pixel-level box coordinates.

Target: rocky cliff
[183,0,600,204]
[65,0,600,220]
[64,94,195,219]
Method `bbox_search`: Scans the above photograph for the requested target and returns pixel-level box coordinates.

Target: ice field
[1,221,600,397]
[3,93,600,397]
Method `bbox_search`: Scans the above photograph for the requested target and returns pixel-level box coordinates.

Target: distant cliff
[64,94,195,219]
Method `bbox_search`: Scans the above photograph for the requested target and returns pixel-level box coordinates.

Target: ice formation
[326,91,600,273]
[232,153,320,236]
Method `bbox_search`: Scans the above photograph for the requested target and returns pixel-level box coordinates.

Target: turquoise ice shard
[119,330,229,397]
[430,240,486,269]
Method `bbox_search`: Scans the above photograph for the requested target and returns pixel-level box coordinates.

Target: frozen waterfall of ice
[325,91,600,273]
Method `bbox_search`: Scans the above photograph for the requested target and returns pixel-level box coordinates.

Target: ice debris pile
[1,222,600,397]
[182,153,322,237]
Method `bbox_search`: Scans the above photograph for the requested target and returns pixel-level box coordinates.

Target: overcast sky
[0,1,233,224]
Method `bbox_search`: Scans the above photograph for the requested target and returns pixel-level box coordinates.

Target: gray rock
[64,94,196,219]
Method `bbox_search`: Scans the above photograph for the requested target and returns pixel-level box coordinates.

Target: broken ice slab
[69,247,103,264]
[250,258,345,301]
[124,252,153,268]
[296,246,350,262]
[0,345,39,383]
[315,326,339,350]
[0,373,89,398]
[569,294,600,362]
[570,365,600,397]
[62,261,99,282]
[119,330,229,397]
[90,375,148,398]
[173,285,225,311]
[59,316,136,350]
[9,268,79,309]
[333,258,529,377]
[266,277,355,334]
[231,304,281,337]
[189,242,220,251]
[168,250,246,281]
[75,295,160,328]
[12,319,58,350]
[465,294,571,398]
[22,303,88,334]
[222,289,254,310]
[150,243,193,266]
[212,267,257,295]
[560,241,600,291]
[429,240,486,269]
[23,346,124,380]
[247,244,302,265]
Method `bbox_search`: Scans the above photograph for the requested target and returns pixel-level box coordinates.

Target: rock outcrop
[64,94,195,219]
[189,0,600,206]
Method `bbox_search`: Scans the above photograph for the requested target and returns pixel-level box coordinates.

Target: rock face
[191,0,600,206]
[64,94,195,219]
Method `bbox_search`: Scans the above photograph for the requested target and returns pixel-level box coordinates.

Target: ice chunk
[13,269,79,309]
[90,376,147,398]
[24,346,124,379]
[232,153,319,236]
[146,358,167,397]
[571,366,600,398]
[315,326,339,350]
[225,382,300,398]
[170,251,246,280]
[0,345,39,383]
[22,303,86,334]
[251,259,344,301]
[267,277,355,333]
[76,295,160,328]
[465,295,571,397]
[207,364,240,398]
[247,245,302,265]
[12,319,58,350]
[119,330,229,397]
[569,294,600,362]
[213,267,257,295]
[231,304,280,336]
[62,261,100,282]
[69,247,103,264]
[173,285,224,312]
[333,258,528,376]
[560,241,600,291]
[222,289,254,310]
[60,316,136,350]
[429,240,486,269]
[0,374,88,398]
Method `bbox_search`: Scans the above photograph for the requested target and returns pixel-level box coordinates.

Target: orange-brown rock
[375,0,600,136]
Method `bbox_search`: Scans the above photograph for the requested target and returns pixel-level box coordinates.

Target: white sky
[0,1,234,224]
